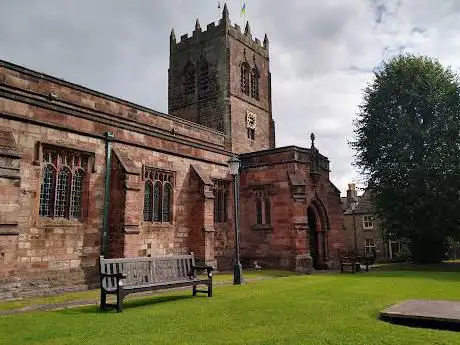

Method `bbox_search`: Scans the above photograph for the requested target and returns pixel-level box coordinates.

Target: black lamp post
[350,197,358,254]
[228,156,243,285]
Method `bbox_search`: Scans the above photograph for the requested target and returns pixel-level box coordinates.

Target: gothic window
[198,56,209,97]
[254,189,271,226]
[39,146,89,220]
[250,67,260,100]
[184,60,196,96]
[143,181,153,221]
[247,128,255,140]
[255,198,263,225]
[143,167,174,223]
[240,62,250,96]
[214,180,229,223]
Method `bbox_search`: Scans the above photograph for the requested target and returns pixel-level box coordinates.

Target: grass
[1,268,460,344]
[0,269,300,312]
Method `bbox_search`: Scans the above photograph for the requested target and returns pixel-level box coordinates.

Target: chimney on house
[346,183,358,209]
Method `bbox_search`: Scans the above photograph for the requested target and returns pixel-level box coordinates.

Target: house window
[184,60,195,96]
[254,189,271,226]
[247,128,255,140]
[143,168,174,223]
[250,67,259,100]
[39,146,89,220]
[364,239,376,255]
[363,215,374,230]
[240,62,250,96]
[213,180,229,223]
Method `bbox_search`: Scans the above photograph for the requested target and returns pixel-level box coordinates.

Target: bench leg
[116,289,124,313]
[192,284,197,296]
[207,278,213,298]
[100,289,107,311]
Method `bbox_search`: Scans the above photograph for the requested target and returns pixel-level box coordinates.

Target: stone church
[0,5,344,298]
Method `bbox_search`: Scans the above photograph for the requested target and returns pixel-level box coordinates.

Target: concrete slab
[380,299,460,331]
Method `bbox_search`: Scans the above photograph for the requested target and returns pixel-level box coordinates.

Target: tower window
[184,60,196,96]
[143,168,174,223]
[198,56,209,98]
[240,62,250,96]
[251,67,260,100]
[247,128,255,140]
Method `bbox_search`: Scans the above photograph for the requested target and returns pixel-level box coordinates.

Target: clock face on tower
[246,110,257,129]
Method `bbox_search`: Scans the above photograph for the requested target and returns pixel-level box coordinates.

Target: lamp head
[227,156,241,176]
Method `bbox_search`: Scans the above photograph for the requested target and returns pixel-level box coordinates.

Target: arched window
[39,147,90,220]
[198,56,209,97]
[143,181,153,221]
[39,164,55,217]
[143,167,174,223]
[184,60,195,96]
[254,189,272,226]
[240,62,250,95]
[264,197,271,225]
[70,169,85,219]
[255,198,263,225]
[213,180,229,223]
[163,183,172,222]
[251,67,260,100]
[153,181,162,222]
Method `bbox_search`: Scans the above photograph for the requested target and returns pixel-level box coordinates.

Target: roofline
[0,59,223,136]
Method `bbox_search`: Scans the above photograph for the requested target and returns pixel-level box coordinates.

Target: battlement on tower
[170,3,269,58]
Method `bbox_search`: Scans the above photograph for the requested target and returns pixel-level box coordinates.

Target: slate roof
[343,189,374,215]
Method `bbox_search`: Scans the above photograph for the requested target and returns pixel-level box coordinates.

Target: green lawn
[1,269,460,344]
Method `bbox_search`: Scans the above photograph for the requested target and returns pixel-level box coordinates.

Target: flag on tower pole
[241,1,247,26]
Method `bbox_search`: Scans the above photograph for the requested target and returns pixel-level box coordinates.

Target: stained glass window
[143,167,174,223]
[39,146,90,220]
[143,181,153,221]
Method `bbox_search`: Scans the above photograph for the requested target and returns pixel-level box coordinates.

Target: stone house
[342,183,403,261]
[0,5,345,299]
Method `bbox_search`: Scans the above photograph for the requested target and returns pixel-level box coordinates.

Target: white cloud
[0,0,459,195]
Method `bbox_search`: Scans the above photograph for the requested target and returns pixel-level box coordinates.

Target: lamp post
[228,156,243,285]
[350,197,358,254]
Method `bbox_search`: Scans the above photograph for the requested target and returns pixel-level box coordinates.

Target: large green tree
[351,54,460,263]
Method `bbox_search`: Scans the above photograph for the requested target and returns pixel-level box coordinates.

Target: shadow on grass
[57,294,198,315]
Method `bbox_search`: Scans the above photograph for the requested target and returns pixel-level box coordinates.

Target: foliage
[1,271,460,344]
[351,54,460,263]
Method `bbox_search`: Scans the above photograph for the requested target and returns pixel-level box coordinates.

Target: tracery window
[39,146,89,220]
[254,189,271,226]
[250,67,260,100]
[213,180,229,223]
[240,62,250,96]
[198,56,209,97]
[143,168,174,223]
[184,60,196,96]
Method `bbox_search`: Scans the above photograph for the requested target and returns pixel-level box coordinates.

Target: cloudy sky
[1,0,460,196]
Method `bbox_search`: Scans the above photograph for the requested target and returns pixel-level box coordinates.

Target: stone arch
[307,196,330,270]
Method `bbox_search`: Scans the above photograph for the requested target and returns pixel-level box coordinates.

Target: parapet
[170,3,269,58]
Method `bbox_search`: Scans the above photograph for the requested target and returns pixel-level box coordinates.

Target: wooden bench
[99,253,213,312]
[340,254,371,273]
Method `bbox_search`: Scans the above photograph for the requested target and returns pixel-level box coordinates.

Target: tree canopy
[351,54,460,263]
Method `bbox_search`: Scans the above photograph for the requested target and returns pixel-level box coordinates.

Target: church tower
[168,4,275,153]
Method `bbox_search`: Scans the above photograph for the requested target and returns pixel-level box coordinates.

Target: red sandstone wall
[0,64,235,299]
[239,165,295,269]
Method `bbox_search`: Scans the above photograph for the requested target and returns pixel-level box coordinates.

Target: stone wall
[0,62,235,299]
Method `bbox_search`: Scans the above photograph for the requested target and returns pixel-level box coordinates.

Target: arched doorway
[307,200,329,270]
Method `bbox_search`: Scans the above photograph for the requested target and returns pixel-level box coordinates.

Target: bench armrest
[192,265,214,277]
[101,272,126,279]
